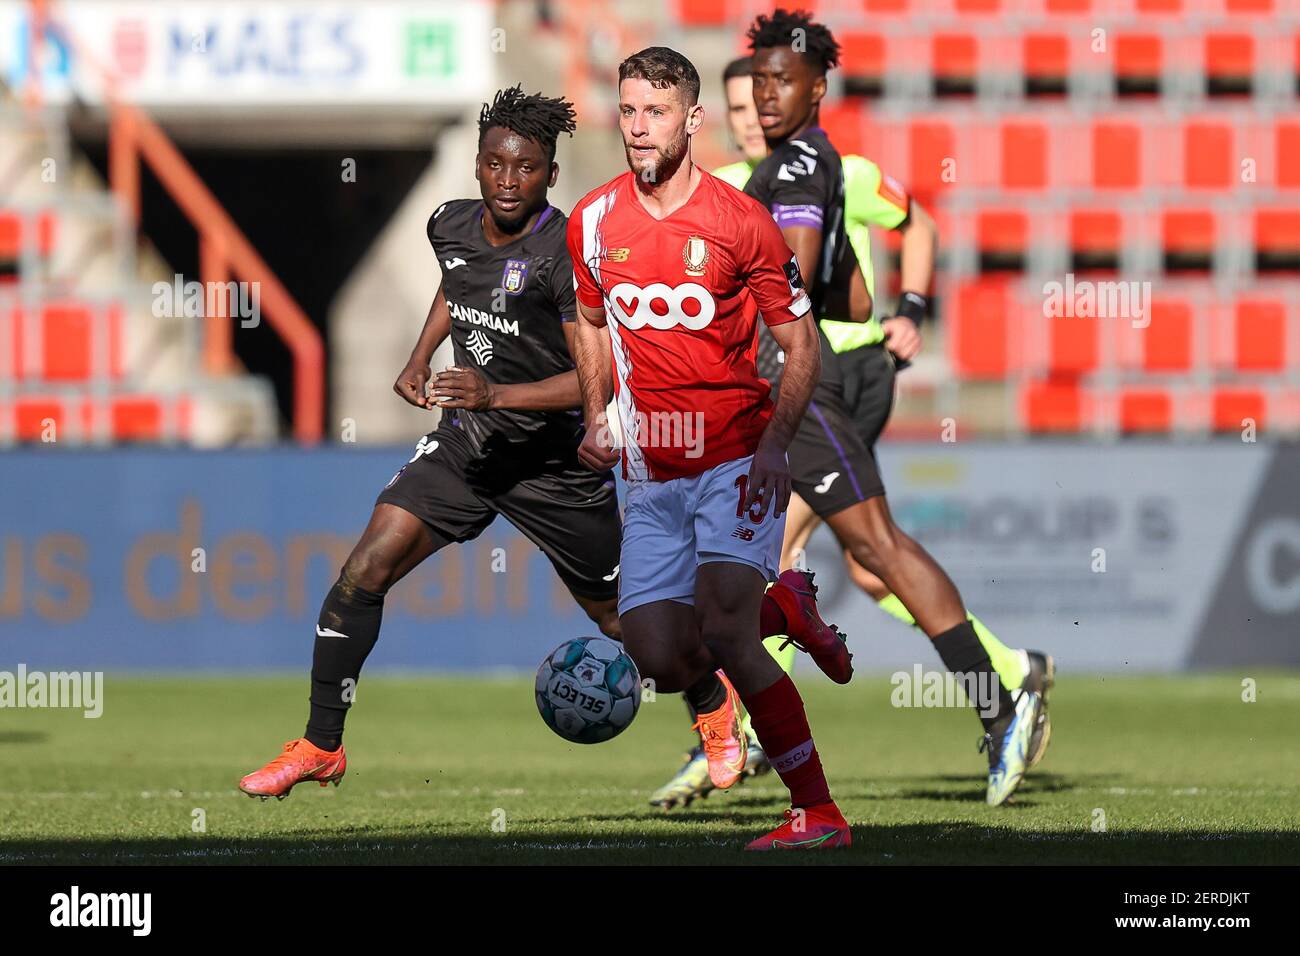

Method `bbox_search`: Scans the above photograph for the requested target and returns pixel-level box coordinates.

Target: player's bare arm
[573,300,620,473]
[780,224,823,299]
[746,314,821,519]
[394,285,452,409]
[883,198,937,362]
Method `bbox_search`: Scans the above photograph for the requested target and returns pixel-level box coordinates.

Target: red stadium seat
[933,33,979,96]
[1233,297,1287,372]
[1277,121,1300,189]
[1185,120,1232,189]
[1119,390,1173,433]
[1070,209,1122,271]
[839,32,886,96]
[110,396,164,442]
[1047,313,1099,375]
[819,103,865,156]
[862,0,909,12]
[1141,300,1194,372]
[1001,120,1047,190]
[1224,0,1273,12]
[1254,208,1300,270]
[8,300,125,383]
[0,212,20,260]
[908,119,955,199]
[1184,121,1234,190]
[952,280,1012,378]
[1115,33,1162,95]
[1024,33,1069,95]
[41,303,94,382]
[1205,33,1254,95]
[1092,121,1141,190]
[1023,381,1087,433]
[1162,209,1216,271]
[955,0,1000,11]
[673,0,727,26]
[976,210,1027,270]
[1044,0,1091,11]
[1213,390,1266,432]
[0,210,57,262]
[1136,0,1180,11]
[14,395,67,441]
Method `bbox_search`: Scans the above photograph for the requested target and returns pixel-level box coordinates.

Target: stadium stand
[0,5,301,447]
[657,0,1300,438]
[6,0,1296,443]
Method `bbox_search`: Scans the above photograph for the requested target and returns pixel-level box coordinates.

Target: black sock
[932,620,1015,733]
[683,672,726,719]
[304,576,385,751]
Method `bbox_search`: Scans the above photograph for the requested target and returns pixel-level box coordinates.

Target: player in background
[741,9,1046,806]
[570,47,853,850]
[237,88,631,799]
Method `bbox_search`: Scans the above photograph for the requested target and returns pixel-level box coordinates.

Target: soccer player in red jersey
[568,47,851,850]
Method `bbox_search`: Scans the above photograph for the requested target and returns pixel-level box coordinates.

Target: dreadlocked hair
[746,8,840,74]
[478,85,577,162]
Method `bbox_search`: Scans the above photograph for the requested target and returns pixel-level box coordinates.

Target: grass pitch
[2,672,1298,865]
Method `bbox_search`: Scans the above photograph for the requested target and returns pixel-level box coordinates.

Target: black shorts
[837,343,897,448]
[788,384,886,520]
[376,425,621,601]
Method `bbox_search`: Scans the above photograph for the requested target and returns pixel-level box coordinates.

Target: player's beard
[625,126,688,186]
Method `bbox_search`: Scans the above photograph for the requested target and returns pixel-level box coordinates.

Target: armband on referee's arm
[895,291,930,327]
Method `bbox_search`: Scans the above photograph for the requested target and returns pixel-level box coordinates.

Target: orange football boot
[745,802,852,851]
[239,738,347,801]
[692,671,747,790]
[766,570,853,684]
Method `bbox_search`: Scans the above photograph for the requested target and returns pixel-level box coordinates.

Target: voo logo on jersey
[608,282,716,331]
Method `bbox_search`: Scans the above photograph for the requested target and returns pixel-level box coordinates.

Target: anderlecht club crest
[502,258,528,295]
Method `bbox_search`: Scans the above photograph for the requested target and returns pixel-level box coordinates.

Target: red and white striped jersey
[567,169,811,481]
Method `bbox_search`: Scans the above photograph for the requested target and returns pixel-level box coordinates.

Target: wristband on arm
[895,291,930,327]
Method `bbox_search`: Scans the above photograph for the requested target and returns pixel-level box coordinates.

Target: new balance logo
[814,472,840,494]
[444,257,467,270]
[731,525,756,542]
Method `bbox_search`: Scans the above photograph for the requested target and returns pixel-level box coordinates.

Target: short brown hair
[618,46,701,106]
[722,56,753,84]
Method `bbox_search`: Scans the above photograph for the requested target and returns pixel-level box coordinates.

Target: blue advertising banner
[1,448,598,672]
[3,443,1296,672]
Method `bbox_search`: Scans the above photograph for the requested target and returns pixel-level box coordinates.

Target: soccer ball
[535,636,641,744]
